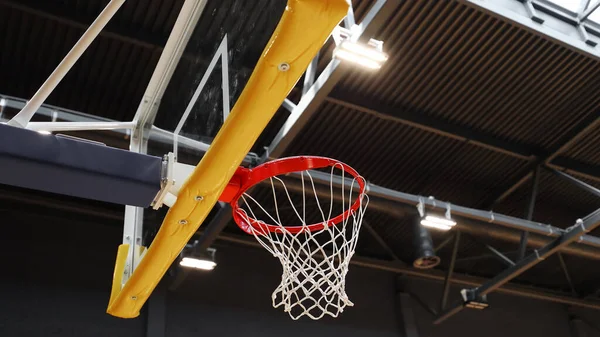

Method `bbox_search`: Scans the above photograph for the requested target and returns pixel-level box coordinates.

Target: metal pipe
[7,0,126,128]
[26,121,136,132]
[299,170,600,255]
[440,231,460,311]
[266,170,600,259]
[214,232,600,312]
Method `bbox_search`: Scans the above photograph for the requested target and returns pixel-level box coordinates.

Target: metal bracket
[151,152,175,210]
[521,0,545,23]
[577,23,598,46]
[460,289,489,309]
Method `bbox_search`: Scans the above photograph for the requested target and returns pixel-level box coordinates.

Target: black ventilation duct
[413,217,440,269]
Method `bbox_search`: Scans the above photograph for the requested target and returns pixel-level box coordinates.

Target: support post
[440,231,460,311]
[518,166,539,260]
[120,0,206,288]
[558,253,578,296]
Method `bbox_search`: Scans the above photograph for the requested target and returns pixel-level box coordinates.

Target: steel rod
[519,166,540,260]
[557,253,577,296]
[440,232,460,311]
[26,121,136,132]
[435,234,455,253]
[547,166,600,198]
[456,250,518,264]
[580,0,600,21]
[486,244,515,267]
[7,0,126,128]
[363,220,404,263]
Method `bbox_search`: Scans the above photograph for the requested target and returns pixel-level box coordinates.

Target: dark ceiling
[1,0,600,307]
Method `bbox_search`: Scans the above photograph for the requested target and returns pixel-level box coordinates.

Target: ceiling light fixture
[179,245,216,271]
[180,256,216,270]
[413,216,441,269]
[416,197,457,231]
[420,215,457,231]
[333,39,388,70]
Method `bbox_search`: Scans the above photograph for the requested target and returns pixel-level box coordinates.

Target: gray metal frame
[459,0,600,59]
[435,207,600,323]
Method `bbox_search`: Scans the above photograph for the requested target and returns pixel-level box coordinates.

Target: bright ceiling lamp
[417,197,457,231]
[180,257,216,270]
[420,215,457,231]
[179,246,216,271]
[333,39,388,70]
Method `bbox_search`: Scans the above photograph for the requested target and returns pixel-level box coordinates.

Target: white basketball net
[235,165,368,320]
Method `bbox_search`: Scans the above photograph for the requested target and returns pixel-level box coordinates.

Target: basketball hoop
[219,156,368,319]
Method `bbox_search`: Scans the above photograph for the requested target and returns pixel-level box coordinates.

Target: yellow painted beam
[108,244,129,306]
[107,0,348,318]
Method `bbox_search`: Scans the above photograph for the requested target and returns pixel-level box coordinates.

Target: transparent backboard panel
[151,0,287,165]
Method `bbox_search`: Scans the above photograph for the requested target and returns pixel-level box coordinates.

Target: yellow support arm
[107,0,349,318]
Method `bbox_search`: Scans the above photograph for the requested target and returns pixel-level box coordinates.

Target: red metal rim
[230,156,366,235]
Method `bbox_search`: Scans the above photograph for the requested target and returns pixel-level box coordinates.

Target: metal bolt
[131,296,137,300]
[179,219,188,225]
[278,63,290,71]
[195,195,203,201]
[125,236,131,242]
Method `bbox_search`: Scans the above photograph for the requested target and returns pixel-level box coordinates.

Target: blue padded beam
[0,123,161,207]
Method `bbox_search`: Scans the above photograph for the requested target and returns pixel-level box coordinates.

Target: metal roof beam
[458,0,600,60]
[435,208,600,324]
[484,110,600,207]
[326,90,600,183]
[266,0,401,159]
[327,90,537,160]
[0,0,169,49]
